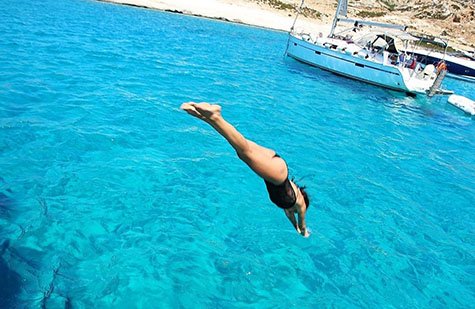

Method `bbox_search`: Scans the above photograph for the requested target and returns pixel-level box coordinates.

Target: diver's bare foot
[181,102,222,122]
[193,103,222,122]
[180,102,206,120]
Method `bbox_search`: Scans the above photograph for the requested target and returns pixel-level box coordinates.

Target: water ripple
[0,0,474,307]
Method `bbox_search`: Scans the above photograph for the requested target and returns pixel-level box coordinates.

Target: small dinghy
[448,94,475,116]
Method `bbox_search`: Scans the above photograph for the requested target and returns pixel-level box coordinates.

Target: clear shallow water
[1,0,474,307]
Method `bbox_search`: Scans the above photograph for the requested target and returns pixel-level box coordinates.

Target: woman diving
[181,102,310,237]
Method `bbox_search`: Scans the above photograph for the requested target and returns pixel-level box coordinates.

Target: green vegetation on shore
[356,11,386,18]
[302,7,321,19]
[378,0,396,11]
[256,0,322,19]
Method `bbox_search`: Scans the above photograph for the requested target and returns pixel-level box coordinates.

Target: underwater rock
[0,257,22,308]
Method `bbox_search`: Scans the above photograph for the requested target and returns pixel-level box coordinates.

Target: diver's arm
[297,209,309,237]
[284,209,300,233]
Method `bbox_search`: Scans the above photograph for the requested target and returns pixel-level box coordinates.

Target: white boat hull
[286,35,434,95]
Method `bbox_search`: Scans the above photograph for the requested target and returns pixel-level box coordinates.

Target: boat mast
[329,0,348,37]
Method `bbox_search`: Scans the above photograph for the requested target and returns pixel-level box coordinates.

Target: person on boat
[436,60,447,73]
[389,53,398,65]
[409,56,417,70]
[397,53,406,66]
[180,102,310,237]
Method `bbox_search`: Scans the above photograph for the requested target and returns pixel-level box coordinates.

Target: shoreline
[98,0,472,52]
[98,0,332,35]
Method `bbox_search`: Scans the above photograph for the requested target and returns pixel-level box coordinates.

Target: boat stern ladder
[428,68,448,97]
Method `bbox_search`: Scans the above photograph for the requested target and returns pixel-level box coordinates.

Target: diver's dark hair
[299,186,310,209]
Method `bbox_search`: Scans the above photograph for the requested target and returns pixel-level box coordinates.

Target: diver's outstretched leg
[181,102,287,184]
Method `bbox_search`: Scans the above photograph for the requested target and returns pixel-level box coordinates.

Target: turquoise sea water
[1,0,474,307]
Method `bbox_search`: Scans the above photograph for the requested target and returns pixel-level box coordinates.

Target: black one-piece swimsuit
[264,154,296,209]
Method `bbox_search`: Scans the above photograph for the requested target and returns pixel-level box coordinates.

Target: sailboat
[285,0,448,96]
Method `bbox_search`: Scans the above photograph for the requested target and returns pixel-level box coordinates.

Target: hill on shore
[256,0,474,51]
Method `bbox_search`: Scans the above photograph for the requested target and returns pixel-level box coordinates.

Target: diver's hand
[300,228,310,238]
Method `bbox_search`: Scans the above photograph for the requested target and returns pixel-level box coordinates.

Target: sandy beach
[100,0,332,35]
[99,0,474,52]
